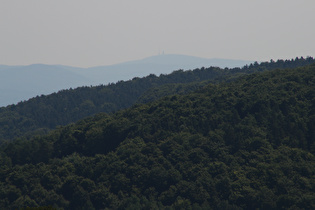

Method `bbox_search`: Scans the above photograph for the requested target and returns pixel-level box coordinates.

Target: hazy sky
[1,0,314,67]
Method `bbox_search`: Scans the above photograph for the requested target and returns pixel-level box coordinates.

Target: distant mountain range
[0,54,252,107]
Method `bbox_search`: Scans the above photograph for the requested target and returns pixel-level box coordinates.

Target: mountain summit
[0,55,252,107]
[73,54,253,85]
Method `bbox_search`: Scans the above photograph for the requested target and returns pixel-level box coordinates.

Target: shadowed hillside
[0,64,314,209]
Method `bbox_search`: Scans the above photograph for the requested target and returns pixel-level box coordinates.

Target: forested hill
[0,64,314,209]
[0,56,314,142]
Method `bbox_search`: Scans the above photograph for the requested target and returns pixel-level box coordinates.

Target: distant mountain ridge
[79,54,252,84]
[0,55,252,107]
[0,64,90,107]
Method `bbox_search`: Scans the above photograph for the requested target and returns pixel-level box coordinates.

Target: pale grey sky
[1,0,314,67]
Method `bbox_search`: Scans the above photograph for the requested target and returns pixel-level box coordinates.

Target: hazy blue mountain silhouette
[0,54,252,107]
[0,64,90,107]
[76,54,252,84]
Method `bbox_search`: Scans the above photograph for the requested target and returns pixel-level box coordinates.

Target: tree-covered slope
[0,57,314,143]
[0,64,314,209]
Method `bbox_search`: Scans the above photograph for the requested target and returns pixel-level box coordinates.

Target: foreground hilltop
[0,64,314,209]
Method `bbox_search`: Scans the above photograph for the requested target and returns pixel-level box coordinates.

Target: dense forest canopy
[0,56,314,143]
[0,62,314,209]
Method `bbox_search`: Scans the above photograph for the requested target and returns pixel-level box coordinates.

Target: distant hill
[0,55,252,107]
[0,64,91,107]
[75,54,253,84]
